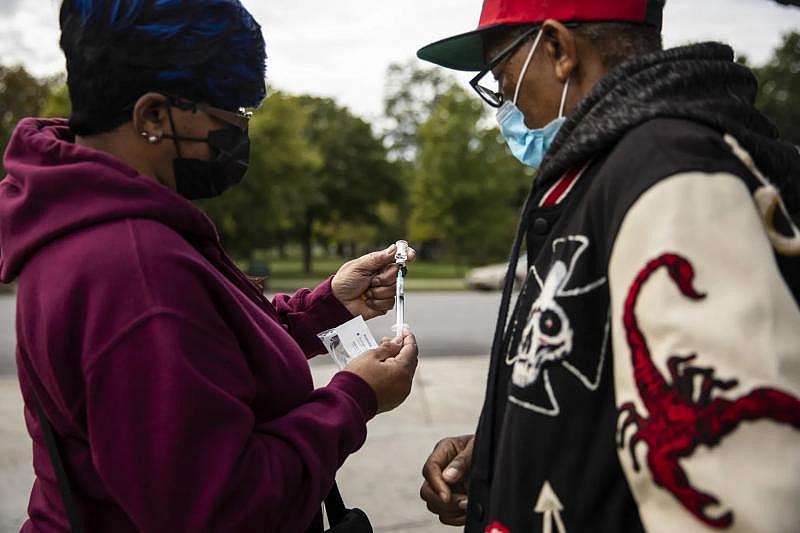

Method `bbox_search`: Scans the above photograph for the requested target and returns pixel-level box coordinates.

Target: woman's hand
[343,330,419,413]
[331,243,416,320]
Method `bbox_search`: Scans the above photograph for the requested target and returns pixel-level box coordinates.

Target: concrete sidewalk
[0,376,33,533]
[0,355,489,532]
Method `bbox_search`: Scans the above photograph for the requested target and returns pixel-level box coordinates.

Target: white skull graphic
[506,235,608,415]
[511,260,574,387]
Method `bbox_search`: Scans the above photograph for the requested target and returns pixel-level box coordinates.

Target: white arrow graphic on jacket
[535,481,566,533]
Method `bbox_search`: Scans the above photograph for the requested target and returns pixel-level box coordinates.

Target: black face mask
[163,106,251,200]
[170,127,250,200]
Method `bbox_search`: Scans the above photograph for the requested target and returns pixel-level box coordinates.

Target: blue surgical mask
[497,29,570,168]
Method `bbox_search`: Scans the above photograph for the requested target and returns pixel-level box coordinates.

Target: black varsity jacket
[465,43,800,533]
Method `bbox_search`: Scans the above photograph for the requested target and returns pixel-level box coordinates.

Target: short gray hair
[573,22,663,69]
[492,21,662,70]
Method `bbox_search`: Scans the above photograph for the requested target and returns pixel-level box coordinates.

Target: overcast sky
[1,0,798,121]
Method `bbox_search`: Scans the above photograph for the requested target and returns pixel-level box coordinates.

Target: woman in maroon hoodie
[0,1,418,531]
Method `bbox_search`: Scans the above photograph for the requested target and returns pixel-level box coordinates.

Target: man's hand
[420,435,475,526]
[332,243,416,320]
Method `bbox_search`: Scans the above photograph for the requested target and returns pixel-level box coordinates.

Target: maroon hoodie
[0,118,377,532]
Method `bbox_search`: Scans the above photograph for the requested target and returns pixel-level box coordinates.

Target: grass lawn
[265,277,466,293]
[265,258,470,280]
[250,257,470,292]
[0,260,470,295]
[0,258,471,294]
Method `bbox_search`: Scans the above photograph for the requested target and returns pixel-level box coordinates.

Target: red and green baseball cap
[417,0,665,71]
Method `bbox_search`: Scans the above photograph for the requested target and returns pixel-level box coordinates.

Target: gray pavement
[0,291,504,375]
[317,357,488,532]
[0,376,34,533]
[341,291,499,357]
[0,356,490,532]
[0,296,15,376]
[0,291,500,532]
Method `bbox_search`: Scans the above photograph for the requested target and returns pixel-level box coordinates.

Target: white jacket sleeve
[608,171,800,533]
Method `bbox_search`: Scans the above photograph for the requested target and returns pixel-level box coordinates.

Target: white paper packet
[317,315,379,369]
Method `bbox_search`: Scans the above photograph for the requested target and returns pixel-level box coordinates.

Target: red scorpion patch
[617,253,800,528]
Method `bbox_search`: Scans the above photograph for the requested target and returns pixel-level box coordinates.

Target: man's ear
[132,93,170,140]
[541,19,578,83]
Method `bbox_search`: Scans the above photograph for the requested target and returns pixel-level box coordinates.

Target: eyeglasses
[470,22,580,108]
[470,25,541,108]
[166,95,252,131]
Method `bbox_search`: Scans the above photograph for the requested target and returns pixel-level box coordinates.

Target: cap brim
[417,23,505,72]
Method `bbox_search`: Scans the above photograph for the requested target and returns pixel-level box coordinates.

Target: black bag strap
[32,395,86,533]
[324,482,348,525]
[324,483,373,532]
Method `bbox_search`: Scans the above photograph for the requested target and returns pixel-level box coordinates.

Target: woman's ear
[132,93,170,140]
[541,19,578,84]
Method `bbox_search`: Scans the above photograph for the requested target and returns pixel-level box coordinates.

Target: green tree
[382,61,458,253]
[411,85,531,264]
[383,60,455,162]
[750,31,800,145]
[198,92,318,258]
[201,93,401,273]
[199,91,322,259]
[41,83,71,118]
[0,65,53,174]
[295,95,402,273]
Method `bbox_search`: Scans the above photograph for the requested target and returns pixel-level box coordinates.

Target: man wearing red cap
[417,1,800,532]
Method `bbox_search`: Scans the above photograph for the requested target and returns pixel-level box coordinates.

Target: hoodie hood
[487,42,800,396]
[536,42,800,218]
[0,118,218,283]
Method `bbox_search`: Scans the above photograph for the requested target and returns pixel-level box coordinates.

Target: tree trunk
[302,213,313,275]
[277,237,287,259]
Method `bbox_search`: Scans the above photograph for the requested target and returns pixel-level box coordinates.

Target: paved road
[0,290,504,531]
[0,355,490,532]
[0,291,507,375]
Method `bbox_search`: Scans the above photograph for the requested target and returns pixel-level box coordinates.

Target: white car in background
[465,254,528,291]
